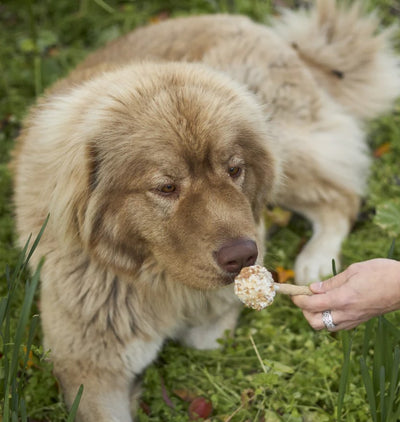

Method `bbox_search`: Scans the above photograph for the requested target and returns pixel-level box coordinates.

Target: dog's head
[44,63,281,289]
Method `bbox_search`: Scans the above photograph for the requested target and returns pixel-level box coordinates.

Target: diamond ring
[322,310,336,330]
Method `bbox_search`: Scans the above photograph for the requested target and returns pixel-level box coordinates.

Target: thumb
[309,270,348,294]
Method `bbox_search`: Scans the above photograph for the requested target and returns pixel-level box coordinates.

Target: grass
[1,0,400,420]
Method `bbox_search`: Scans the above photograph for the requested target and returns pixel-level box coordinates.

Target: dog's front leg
[177,292,242,350]
[55,360,134,422]
[54,336,163,422]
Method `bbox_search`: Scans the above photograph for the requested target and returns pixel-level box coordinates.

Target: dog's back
[272,0,400,120]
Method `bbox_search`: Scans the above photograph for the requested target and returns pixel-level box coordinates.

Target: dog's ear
[239,129,282,222]
[46,138,90,248]
[76,143,150,275]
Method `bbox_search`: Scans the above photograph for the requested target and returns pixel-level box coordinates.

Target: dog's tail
[272,0,400,120]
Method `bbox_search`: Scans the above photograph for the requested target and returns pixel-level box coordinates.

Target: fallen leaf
[139,401,151,415]
[373,142,391,158]
[22,346,34,368]
[264,207,292,228]
[275,266,295,283]
[188,396,212,420]
[174,389,198,402]
[149,11,170,24]
[240,388,255,406]
[374,199,400,237]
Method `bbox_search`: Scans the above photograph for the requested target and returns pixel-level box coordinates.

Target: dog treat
[234,265,312,310]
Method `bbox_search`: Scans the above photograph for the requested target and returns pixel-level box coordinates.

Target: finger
[302,310,340,331]
[309,269,351,294]
[304,309,366,332]
[292,290,345,313]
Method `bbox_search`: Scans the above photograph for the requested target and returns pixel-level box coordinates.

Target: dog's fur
[13,1,399,420]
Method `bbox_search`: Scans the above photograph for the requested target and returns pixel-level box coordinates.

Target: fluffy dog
[13,1,399,420]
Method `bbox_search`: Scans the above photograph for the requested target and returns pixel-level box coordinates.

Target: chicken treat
[234,265,312,310]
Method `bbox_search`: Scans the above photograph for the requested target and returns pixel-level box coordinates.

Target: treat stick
[234,265,313,310]
[273,283,312,296]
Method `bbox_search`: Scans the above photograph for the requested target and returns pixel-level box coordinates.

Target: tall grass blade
[387,346,399,420]
[331,258,337,277]
[25,215,49,265]
[17,315,39,401]
[387,239,395,259]
[19,397,27,422]
[22,314,39,370]
[337,331,352,422]
[372,317,385,396]
[67,384,84,422]
[379,366,386,421]
[360,356,377,422]
[362,319,374,359]
[8,261,43,389]
[382,317,400,341]
[334,257,353,422]
[1,220,47,421]
[0,296,7,330]
[10,234,31,283]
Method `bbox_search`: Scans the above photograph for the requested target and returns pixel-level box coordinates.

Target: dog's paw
[294,245,340,285]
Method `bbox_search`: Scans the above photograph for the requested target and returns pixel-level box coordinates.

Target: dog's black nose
[215,239,258,275]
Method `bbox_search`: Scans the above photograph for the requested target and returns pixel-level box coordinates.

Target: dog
[13,1,399,420]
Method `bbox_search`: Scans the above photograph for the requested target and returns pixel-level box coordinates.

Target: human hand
[292,258,400,331]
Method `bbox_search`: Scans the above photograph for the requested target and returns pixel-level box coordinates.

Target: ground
[1,0,400,421]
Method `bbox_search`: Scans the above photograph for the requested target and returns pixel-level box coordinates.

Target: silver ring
[322,310,336,330]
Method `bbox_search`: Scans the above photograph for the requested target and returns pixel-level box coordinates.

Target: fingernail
[310,281,323,292]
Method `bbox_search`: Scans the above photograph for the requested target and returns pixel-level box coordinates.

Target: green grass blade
[382,317,400,342]
[387,346,399,420]
[387,239,395,259]
[19,397,27,422]
[25,215,49,265]
[22,314,39,370]
[17,314,39,400]
[10,234,31,283]
[337,330,353,422]
[331,258,337,276]
[66,384,84,421]
[363,319,375,359]
[373,317,385,395]
[8,260,43,397]
[93,0,115,14]
[0,296,8,330]
[2,282,12,421]
[379,366,386,422]
[360,356,377,422]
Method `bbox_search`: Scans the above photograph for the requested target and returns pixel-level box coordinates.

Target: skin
[292,258,400,331]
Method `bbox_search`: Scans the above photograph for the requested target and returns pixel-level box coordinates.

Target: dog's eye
[159,184,177,194]
[228,166,242,178]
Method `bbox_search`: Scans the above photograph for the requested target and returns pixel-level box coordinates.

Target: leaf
[275,266,295,283]
[174,389,198,402]
[337,331,353,422]
[188,397,212,420]
[139,401,151,415]
[149,11,170,24]
[360,357,377,422]
[373,142,391,158]
[66,384,83,422]
[374,199,400,237]
[240,388,255,406]
[264,207,292,228]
